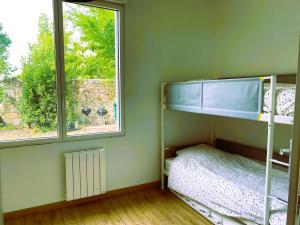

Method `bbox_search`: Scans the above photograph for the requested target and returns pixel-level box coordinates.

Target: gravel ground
[0,125,117,141]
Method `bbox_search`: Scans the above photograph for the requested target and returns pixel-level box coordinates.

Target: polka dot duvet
[263,83,295,116]
[168,144,288,225]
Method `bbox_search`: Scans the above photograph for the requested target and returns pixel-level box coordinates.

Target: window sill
[0,130,125,149]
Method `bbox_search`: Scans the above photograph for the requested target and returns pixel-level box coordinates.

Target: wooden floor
[5,188,212,225]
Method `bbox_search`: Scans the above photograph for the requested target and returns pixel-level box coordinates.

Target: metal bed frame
[161,74,300,225]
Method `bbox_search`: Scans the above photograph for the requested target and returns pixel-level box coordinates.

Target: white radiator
[64,149,106,201]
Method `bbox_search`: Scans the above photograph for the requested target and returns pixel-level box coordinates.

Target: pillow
[176,144,214,155]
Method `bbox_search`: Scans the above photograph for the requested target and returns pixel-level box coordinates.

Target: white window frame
[0,0,125,148]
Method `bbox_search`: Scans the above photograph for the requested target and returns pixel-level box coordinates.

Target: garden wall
[0,77,22,126]
[0,78,116,127]
[72,79,116,126]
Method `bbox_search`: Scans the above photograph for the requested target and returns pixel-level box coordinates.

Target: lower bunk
[164,141,289,225]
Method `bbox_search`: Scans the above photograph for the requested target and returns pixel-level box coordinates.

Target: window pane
[63,3,120,136]
[0,0,58,141]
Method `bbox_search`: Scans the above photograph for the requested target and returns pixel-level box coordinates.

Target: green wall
[213,0,300,151]
[1,0,213,212]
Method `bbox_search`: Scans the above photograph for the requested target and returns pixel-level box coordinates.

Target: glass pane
[63,3,120,136]
[0,0,58,141]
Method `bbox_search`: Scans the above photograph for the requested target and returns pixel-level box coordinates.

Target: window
[0,0,123,146]
[62,2,121,137]
[0,0,58,141]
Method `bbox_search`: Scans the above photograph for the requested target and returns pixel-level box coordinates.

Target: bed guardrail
[165,77,264,121]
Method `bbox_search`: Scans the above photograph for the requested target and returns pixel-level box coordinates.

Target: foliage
[0,23,12,75]
[0,124,21,131]
[0,86,3,103]
[19,7,116,130]
[65,6,115,79]
[20,14,57,129]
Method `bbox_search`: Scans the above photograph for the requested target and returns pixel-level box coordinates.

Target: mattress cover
[263,83,295,116]
[168,144,288,225]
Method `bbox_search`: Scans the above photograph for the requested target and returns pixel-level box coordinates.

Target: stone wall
[71,79,116,126]
[0,78,116,127]
[0,77,22,126]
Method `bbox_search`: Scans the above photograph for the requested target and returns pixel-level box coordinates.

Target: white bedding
[168,144,288,225]
[264,83,295,116]
[165,157,175,172]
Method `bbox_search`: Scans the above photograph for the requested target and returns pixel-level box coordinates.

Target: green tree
[20,7,116,130]
[0,23,12,75]
[20,14,57,129]
[65,6,116,79]
[20,14,77,129]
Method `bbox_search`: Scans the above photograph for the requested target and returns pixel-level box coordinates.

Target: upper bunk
[163,74,296,125]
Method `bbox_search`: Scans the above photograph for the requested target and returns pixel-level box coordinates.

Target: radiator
[64,149,106,201]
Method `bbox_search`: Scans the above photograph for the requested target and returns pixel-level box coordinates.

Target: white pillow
[176,144,214,155]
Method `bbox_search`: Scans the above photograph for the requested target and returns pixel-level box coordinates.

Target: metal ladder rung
[267,195,288,204]
[269,159,289,167]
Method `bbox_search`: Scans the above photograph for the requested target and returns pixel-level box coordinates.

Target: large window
[0,0,58,141]
[0,0,123,146]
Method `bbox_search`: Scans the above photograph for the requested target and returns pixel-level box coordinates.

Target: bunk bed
[160,74,298,225]
[165,75,295,124]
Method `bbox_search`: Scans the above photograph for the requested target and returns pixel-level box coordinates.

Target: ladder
[263,75,292,225]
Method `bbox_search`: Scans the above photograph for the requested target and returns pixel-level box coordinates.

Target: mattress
[263,83,295,116]
[168,144,288,225]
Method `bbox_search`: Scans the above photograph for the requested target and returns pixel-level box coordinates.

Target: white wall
[213,0,300,151]
[1,0,213,212]
[213,0,300,76]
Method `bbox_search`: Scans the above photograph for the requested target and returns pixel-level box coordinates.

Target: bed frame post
[286,39,300,225]
[263,75,277,225]
[161,83,166,189]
